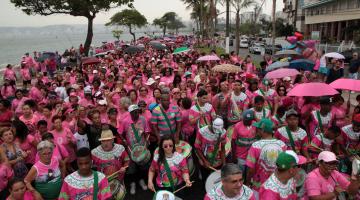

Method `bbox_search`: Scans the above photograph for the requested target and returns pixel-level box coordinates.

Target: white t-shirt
[74,132,90,150]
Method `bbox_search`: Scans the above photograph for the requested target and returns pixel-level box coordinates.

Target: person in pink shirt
[19,103,40,136]
[20,64,31,89]
[204,163,255,200]
[305,151,360,200]
[29,82,44,103]
[7,178,43,200]
[244,56,256,74]
[50,116,76,165]
[250,96,271,122]
[178,97,195,143]
[138,86,154,105]
[331,95,350,128]
[59,147,112,200]
[246,118,286,190]
[259,150,306,200]
[0,161,13,199]
[232,109,257,171]
[1,79,16,99]
[12,90,28,116]
[3,64,17,81]
[309,126,341,158]
[308,97,334,138]
[12,120,38,166]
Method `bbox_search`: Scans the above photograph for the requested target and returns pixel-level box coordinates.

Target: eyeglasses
[163,144,173,148]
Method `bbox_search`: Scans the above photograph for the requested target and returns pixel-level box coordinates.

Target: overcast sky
[0,0,284,27]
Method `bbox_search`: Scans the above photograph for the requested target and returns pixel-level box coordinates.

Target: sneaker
[130,182,136,195]
[139,179,148,190]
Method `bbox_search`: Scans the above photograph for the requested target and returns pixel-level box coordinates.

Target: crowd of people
[0,35,359,200]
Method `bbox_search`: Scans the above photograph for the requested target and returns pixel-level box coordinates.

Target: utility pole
[226,0,230,37]
[272,0,276,55]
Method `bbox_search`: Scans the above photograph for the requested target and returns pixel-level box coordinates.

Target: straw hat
[98,130,115,141]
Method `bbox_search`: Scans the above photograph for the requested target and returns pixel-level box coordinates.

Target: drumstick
[173,181,195,194]
[208,166,218,172]
[106,166,129,179]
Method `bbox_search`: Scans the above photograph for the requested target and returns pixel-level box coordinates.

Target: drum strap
[275,114,283,124]
[131,123,141,144]
[195,102,208,126]
[285,126,297,152]
[316,111,324,133]
[262,108,266,119]
[259,89,272,111]
[93,170,99,200]
[163,159,175,192]
[160,106,174,135]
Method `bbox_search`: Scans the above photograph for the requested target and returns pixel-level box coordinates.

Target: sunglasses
[163,144,173,148]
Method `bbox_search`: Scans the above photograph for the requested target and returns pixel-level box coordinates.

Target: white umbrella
[324,52,345,60]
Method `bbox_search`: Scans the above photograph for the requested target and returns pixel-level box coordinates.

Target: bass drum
[109,179,126,200]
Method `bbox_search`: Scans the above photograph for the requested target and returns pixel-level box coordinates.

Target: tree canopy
[10,0,134,55]
[106,9,147,42]
[153,12,178,36]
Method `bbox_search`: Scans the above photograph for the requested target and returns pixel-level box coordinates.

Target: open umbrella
[197,55,220,61]
[329,78,360,92]
[324,52,345,60]
[287,82,339,97]
[274,50,300,58]
[265,68,299,79]
[150,43,167,50]
[82,57,101,65]
[124,46,144,54]
[289,59,315,71]
[265,61,290,71]
[212,64,242,73]
[173,47,190,54]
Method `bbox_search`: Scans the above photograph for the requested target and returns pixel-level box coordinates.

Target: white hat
[283,76,291,81]
[212,118,224,129]
[128,104,139,112]
[98,99,107,106]
[155,76,161,80]
[93,70,98,74]
[146,78,156,86]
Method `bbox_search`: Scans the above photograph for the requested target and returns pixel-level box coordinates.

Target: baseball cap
[148,103,158,112]
[97,99,107,106]
[146,78,156,86]
[318,151,338,163]
[184,71,192,77]
[128,104,139,112]
[262,79,270,86]
[276,150,298,170]
[286,109,299,118]
[84,88,92,94]
[242,109,255,121]
[212,118,224,129]
[252,118,273,133]
[155,76,161,80]
[93,70,98,74]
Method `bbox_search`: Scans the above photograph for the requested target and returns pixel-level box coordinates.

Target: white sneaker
[130,182,136,195]
[139,179,148,190]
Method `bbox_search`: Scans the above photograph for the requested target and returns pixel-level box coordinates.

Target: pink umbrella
[197,55,220,61]
[265,68,300,79]
[329,78,360,92]
[82,57,101,65]
[287,82,339,97]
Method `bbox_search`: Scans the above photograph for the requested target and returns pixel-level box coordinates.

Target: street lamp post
[226,0,230,37]
[272,0,276,56]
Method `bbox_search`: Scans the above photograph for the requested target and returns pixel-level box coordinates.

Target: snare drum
[205,171,221,193]
[130,144,151,166]
[109,179,126,200]
[154,190,183,200]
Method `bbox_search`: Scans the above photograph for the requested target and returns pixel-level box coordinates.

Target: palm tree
[231,0,256,54]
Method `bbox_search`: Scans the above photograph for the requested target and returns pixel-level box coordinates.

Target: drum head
[131,145,150,163]
[205,171,221,193]
[352,158,360,176]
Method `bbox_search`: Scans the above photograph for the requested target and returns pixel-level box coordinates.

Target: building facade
[303,0,360,42]
[283,0,306,32]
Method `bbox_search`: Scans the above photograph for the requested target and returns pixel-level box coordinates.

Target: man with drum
[59,148,112,200]
[91,130,129,194]
[189,90,216,130]
[151,93,182,143]
[274,110,311,159]
[259,150,306,199]
[204,163,255,200]
[245,118,286,191]
[118,104,151,195]
[195,117,227,180]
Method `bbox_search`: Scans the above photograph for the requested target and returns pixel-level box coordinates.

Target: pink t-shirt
[19,114,40,136]
[331,106,347,128]
[4,68,16,81]
[232,122,256,159]
[51,128,76,162]
[180,109,194,138]
[305,168,350,199]
[118,115,150,146]
[259,173,297,200]
[29,87,43,102]
[15,134,37,164]
[20,68,31,81]
[33,159,61,184]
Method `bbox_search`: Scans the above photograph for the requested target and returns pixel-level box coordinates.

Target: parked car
[265,44,283,55]
[240,39,249,48]
[249,42,265,54]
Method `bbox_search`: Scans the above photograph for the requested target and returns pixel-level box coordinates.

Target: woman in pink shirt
[7,178,41,200]
[244,55,256,74]
[1,79,16,100]
[20,65,31,89]
[138,86,155,105]
[128,89,139,105]
[3,64,17,81]
[331,95,350,128]
[19,104,40,136]
[50,116,76,164]
[12,120,38,167]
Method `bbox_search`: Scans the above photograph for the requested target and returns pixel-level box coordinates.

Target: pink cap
[318,151,338,162]
[69,92,77,97]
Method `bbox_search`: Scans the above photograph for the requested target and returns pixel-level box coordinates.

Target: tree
[168,19,186,34]
[153,12,177,36]
[10,0,133,56]
[111,29,123,41]
[106,9,147,42]
[230,0,256,55]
